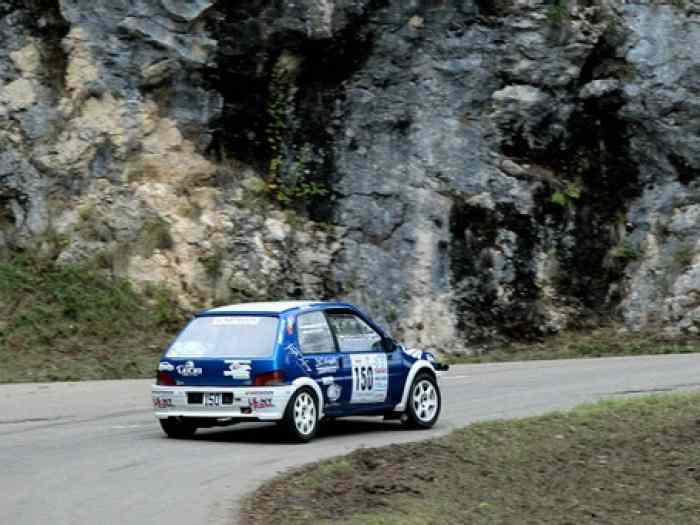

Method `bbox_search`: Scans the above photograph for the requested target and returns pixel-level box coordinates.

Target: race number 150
[352,365,374,391]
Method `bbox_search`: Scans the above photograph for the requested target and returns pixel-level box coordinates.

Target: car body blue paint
[156,301,446,419]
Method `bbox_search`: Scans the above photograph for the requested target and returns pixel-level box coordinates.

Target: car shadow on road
[192,418,410,445]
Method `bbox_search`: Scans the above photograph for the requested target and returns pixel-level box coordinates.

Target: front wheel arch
[403,372,441,429]
[394,360,438,412]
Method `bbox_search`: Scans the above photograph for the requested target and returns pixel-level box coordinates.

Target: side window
[297,311,335,354]
[327,312,383,353]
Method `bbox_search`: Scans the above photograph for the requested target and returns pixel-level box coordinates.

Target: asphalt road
[2,354,700,525]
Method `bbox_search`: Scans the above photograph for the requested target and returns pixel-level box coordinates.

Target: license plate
[205,393,222,407]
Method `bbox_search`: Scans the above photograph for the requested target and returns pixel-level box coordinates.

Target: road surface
[1,354,699,524]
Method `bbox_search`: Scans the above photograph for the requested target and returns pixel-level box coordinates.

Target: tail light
[157,371,176,386]
[254,371,286,386]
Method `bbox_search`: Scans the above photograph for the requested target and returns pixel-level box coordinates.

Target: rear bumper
[151,385,295,421]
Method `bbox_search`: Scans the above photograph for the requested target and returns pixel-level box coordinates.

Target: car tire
[280,387,319,443]
[159,417,197,439]
[403,372,441,429]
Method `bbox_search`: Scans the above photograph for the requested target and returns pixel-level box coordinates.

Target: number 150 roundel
[152,301,449,443]
[351,353,388,403]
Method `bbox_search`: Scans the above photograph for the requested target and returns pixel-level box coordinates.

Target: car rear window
[166,316,279,358]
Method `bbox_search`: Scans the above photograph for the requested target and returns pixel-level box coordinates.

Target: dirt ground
[241,393,700,525]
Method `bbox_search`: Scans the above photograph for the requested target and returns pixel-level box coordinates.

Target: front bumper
[151,385,295,421]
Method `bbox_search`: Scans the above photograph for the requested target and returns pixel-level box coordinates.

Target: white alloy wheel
[411,378,439,424]
[293,391,317,436]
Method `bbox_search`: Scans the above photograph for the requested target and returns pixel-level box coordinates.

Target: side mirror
[383,338,398,353]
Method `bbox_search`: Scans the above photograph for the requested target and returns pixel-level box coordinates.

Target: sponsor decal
[152,396,173,409]
[210,316,260,326]
[350,353,388,404]
[250,397,273,410]
[224,360,252,380]
[245,390,274,396]
[286,316,295,336]
[326,383,342,402]
[315,355,338,374]
[400,345,436,363]
[176,360,202,376]
[158,362,175,372]
[401,345,424,360]
[285,343,312,374]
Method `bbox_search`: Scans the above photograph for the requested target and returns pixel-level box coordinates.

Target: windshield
[166,316,279,358]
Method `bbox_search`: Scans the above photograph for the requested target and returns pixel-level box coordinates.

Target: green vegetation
[670,0,688,10]
[0,253,183,383]
[266,54,290,185]
[267,142,328,206]
[546,0,569,24]
[650,0,688,10]
[447,324,700,364]
[265,176,328,207]
[200,249,225,280]
[385,305,398,324]
[674,245,694,270]
[139,216,174,256]
[41,229,71,257]
[77,200,97,222]
[242,392,700,524]
[550,191,567,206]
[550,180,582,207]
[265,52,328,208]
[607,241,639,269]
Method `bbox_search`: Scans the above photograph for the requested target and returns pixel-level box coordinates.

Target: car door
[295,310,344,414]
[326,310,399,414]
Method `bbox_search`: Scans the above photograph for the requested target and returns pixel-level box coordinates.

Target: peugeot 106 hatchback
[152,301,448,442]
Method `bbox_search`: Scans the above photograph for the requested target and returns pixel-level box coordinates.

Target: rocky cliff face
[1,0,699,354]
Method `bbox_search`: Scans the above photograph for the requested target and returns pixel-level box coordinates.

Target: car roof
[199,301,388,337]
[202,301,335,314]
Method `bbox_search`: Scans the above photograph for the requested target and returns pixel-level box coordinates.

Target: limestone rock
[1,0,700,354]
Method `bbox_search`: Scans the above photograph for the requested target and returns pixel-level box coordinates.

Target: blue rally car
[152,301,448,442]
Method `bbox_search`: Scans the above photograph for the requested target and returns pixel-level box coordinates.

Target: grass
[241,392,700,524]
[0,252,183,383]
[446,324,700,364]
